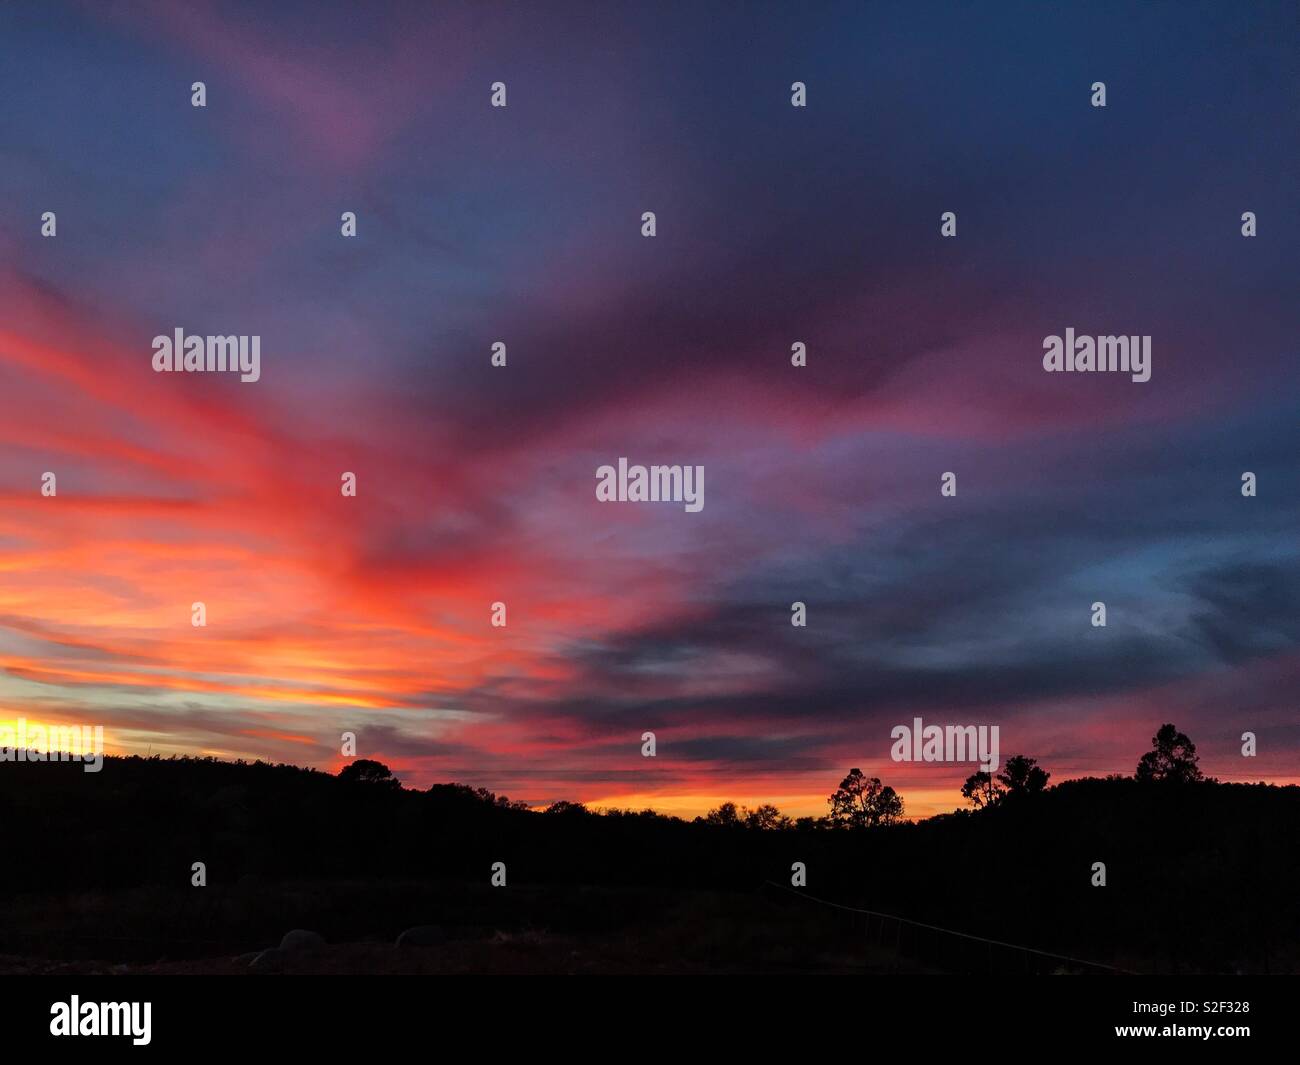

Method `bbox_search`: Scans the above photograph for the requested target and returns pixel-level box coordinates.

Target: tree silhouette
[338,759,400,788]
[742,803,792,830]
[1136,723,1203,783]
[998,754,1050,798]
[703,801,742,826]
[828,768,904,828]
[544,800,589,816]
[961,755,1049,808]
[427,782,530,809]
[960,771,1003,809]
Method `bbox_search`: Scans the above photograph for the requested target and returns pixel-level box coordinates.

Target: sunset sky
[0,1,1296,819]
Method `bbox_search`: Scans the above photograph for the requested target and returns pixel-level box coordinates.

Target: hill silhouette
[1,736,1296,973]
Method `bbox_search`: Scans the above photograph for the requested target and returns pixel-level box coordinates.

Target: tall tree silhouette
[828,768,904,828]
[1135,723,1203,783]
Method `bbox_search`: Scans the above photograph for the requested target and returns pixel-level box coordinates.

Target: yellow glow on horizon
[576,785,969,822]
[0,716,112,756]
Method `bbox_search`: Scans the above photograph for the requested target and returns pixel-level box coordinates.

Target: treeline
[661,722,1205,830]
[1,723,1294,971]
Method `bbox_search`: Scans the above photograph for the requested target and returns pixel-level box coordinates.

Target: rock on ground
[279,929,326,952]
[396,925,446,948]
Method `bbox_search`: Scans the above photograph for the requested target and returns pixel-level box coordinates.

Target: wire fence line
[759,880,1138,975]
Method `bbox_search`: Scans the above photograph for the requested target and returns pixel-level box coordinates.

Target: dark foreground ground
[3,756,1296,974]
[1,882,942,975]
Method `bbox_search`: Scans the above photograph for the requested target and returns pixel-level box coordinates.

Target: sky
[0,0,1296,818]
